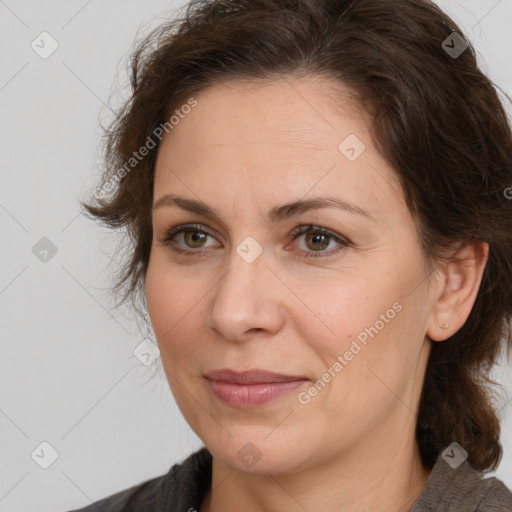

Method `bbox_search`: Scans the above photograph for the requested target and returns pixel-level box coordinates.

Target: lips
[204,368,306,384]
[204,368,309,407]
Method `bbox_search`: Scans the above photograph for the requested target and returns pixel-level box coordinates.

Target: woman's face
[146,77,438,474]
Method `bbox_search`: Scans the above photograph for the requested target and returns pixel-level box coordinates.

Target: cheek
[308,279,388,348]
[304,269,415,383]
[145,259,171,338]
[316,282,427,414]
[145,257,204,361]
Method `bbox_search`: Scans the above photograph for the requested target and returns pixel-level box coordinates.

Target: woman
[70,0,512,510]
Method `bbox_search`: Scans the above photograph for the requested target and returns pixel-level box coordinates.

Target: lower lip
[207,379,308,407]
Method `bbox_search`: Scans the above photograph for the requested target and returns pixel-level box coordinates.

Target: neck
[200,425,431,512]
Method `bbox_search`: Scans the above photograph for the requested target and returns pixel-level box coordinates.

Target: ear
[426,239,489,342]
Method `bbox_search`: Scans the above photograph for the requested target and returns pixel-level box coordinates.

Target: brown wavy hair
[82,0,512,472]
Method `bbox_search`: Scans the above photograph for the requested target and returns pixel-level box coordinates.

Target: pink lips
[205,369,308,408]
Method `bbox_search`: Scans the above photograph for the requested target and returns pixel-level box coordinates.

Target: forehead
[153,76,404,221]
[168,76,367,147]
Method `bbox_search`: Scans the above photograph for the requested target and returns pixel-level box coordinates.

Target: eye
[290,225,350,258]
[159,223,219,254]
[158,223,350,258]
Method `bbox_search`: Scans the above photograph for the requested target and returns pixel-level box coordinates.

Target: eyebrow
[153,194,375,223]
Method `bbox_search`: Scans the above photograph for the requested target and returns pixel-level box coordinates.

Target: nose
[206,245,285,343]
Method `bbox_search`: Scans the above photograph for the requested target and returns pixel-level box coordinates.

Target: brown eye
[183,230,208,248]
[291,225,350,259]
[160,223,219,254]
[304,232,330,251]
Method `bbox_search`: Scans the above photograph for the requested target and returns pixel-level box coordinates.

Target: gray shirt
[67,447,512,511]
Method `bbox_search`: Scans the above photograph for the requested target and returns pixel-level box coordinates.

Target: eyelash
[158,223,350,259]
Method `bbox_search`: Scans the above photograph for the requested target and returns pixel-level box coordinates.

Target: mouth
[204,368,309,408]
[205,368,307,384]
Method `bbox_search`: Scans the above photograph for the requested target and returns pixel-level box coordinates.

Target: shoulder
[412,452,512,512]
[66,475,164,512]
[65,447,212,512]
[477,477,512,512]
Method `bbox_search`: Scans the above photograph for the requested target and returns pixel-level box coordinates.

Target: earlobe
[426,240,489,342]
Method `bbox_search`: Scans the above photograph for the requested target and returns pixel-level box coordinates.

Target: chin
[201,426,317,476]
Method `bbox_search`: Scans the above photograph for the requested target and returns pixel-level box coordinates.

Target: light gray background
[0,1,511,511]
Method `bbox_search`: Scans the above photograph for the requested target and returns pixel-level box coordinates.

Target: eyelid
[159,223,216,243]
[290,224,350,244]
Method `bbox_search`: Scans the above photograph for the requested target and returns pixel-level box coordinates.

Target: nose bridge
[207,241,284,341]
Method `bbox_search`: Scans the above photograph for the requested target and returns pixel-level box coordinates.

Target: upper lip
[205,369,307,384]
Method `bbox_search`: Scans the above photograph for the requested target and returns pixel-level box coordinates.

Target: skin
[145,76,489,512]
